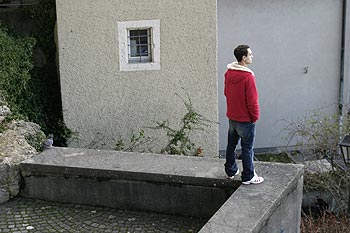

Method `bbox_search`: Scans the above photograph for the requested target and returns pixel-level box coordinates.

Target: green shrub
[282,106,350,214]
[282,108,350,159]
[0,26,36,116]
[25,131,47,152]
[0,1,72,146]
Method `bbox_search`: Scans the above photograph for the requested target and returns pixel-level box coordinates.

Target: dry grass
[301,212,350,233]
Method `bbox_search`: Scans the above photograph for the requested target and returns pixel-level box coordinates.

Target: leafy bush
[282,106,350,214]
[25,131,47,152]
[303,170,349,214]
[0,1,72,146]
[0,26,36,117]
[282,107,350,160]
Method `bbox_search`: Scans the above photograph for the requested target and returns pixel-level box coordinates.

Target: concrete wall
[56,0,218,156]
[199,162,304,233]
[258,177,303,233]
[20,147,304,233]
[218,0,343,150]
[22,176,231,218]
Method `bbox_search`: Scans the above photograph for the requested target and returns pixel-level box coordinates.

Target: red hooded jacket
[224,62,260,123]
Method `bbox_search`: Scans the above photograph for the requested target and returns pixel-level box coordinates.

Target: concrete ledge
[20,147,238,218]
[20,147,304,232]
[20,147,239,188]
[199,162,304,233]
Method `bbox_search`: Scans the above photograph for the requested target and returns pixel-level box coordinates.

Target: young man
[224,45,264,185]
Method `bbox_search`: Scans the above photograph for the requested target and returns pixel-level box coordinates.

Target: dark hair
[234,45,250,62]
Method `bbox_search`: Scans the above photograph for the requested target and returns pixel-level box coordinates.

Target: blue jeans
[224,120,256,182]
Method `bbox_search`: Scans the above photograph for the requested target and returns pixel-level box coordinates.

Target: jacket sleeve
[224,71,227,97]
[245,74,260,123]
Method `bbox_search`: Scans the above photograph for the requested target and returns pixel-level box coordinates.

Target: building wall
[218,0,343,150]
[56,0,218,156]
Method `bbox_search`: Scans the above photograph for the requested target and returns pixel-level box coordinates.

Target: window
[128,29,152,63]
[118,20,160,71]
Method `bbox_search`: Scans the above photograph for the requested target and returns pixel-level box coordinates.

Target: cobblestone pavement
[0,198,207,233]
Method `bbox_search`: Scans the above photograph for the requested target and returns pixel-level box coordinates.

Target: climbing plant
[115,91,212,156]
[152,93,210,156]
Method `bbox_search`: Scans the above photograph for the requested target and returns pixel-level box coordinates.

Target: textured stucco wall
[56,0,218,156]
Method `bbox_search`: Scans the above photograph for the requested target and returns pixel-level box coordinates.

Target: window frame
[118,20,160,71]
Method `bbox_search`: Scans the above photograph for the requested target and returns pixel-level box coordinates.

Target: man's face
[243,48,253,64]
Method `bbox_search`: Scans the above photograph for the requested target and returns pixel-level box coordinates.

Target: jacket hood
[227,61,255,75]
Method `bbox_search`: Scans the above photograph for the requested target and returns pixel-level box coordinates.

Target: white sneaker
[242,175,264,185]
[226,169,240,180]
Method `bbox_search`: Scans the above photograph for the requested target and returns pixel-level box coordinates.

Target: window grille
[128,28,152,63]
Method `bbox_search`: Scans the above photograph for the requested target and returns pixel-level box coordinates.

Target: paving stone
[0,197,207,232]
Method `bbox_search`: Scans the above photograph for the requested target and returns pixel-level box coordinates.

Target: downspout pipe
[338,0,350,215]
[339,0,347,134]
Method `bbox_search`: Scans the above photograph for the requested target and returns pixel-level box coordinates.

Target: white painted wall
[218,0,343,151]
